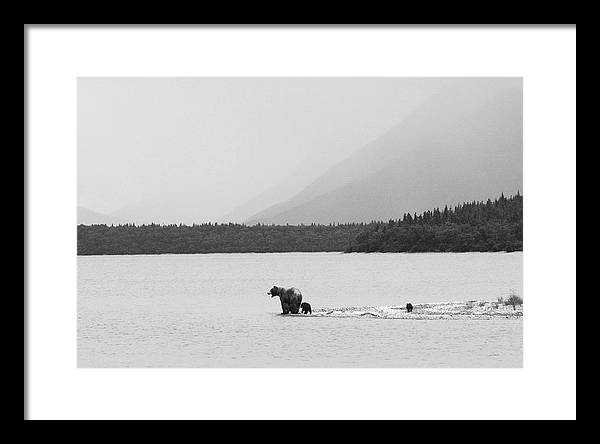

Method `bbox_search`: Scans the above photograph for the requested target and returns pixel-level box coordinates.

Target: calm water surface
[78,252,522,367]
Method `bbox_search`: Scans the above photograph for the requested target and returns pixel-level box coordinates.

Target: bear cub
[300,302,312,314]
[406,303,414,313]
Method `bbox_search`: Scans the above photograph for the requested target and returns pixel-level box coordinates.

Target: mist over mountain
[221,173,309,224]
[247,80,522,225]
[220,154,345,223]
[78,78,436,225]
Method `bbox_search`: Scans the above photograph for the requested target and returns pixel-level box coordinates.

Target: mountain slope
[220,155,339,223]
[247,81,522,225]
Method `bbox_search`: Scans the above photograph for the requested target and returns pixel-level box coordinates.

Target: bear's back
[284,287,302,308]
[283,287,302,298]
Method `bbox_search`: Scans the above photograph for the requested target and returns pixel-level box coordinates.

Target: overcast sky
[78,78,486,223]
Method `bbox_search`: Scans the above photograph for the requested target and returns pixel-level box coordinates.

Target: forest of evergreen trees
[345,193,522,252]
[77,222,365,255]
[77,193,522,255]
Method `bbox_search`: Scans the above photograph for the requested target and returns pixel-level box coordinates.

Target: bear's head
[267,286,280,297]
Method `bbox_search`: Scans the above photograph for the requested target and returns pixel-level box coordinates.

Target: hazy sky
[78,78,480,223]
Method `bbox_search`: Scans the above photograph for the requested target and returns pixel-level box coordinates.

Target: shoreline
[77,250,523,257]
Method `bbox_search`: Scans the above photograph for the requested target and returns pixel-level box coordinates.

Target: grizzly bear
[300,302,312,315]
[268,285,302,314]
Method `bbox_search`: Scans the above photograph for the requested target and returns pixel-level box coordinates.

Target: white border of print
[26,26,576,420]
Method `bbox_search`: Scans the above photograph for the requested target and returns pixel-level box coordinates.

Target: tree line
[77,222,366,255]
[77,193,522,255]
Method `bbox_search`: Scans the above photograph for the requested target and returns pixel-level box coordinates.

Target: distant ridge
[77,207,125,226]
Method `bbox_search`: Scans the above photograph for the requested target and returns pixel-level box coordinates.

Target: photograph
[77,77,523,368]
[26,24,576,420]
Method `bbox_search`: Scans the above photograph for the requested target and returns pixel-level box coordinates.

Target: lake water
[78,252,523,367]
